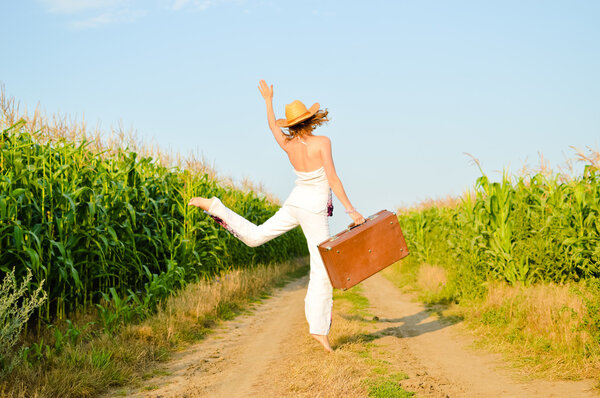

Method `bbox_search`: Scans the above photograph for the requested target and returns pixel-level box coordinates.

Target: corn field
[0,116,307,326]
[399,153,600,300]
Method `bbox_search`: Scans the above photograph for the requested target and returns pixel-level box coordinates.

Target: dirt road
[117,273,598,397]
[361,274,597,397]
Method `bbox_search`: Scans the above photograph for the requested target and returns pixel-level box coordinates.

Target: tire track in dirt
[361,273,598,398]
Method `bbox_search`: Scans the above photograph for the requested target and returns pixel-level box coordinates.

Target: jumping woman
[188,80,365,352]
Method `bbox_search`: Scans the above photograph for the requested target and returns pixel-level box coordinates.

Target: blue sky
[1,0,599,232]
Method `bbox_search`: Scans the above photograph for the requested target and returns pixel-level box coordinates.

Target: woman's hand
[349,210,365,226]
[258,79,273,101]
[258,79,286,147]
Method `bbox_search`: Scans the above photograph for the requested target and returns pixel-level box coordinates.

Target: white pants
[208,198,333,335]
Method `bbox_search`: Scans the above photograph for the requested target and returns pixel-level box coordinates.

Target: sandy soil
[110,276,309,398]
[113,273,599,398]
[361,274,598,398]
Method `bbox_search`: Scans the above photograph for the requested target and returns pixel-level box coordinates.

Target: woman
[188,80,364,352]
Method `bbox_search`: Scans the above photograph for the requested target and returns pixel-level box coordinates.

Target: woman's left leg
[192,197,300,247]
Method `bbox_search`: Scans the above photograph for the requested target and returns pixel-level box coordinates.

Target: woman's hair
[283,109,329,140]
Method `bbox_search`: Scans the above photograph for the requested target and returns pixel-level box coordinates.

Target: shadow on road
[335,308,461,347]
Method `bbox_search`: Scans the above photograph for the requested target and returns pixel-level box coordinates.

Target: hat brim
[276,102,320,128]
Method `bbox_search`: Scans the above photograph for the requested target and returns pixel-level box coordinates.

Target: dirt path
[115,275,309,398]
[118,273,598,398]
[361,273,598,397]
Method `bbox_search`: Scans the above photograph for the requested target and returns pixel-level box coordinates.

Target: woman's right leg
[290,206,333,352]
[204,197,300,247]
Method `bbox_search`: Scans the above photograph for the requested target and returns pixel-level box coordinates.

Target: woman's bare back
[255,79,364,226]
[283,135,327,172]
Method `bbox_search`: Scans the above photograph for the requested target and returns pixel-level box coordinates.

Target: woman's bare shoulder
[310,134,331,147]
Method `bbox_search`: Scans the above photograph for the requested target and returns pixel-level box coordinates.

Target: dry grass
[459,281,600,380]
[480,282,587,348]
[0,259,307,398]
[257,287,411,397]
[382,261,453,305]
[128,260,306,347]
[259,300,373,397]
[397,195,462,214]
[276,338,371,397]
[398,147,600,213]
[416,264,448,295]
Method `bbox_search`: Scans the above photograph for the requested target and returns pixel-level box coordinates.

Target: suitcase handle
[347,212,381,230]
[347,222,362,230]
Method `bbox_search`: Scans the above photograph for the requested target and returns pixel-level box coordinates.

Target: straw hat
[276,100,320,128]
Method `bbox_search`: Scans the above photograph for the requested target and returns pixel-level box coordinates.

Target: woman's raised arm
[258,80,287,149]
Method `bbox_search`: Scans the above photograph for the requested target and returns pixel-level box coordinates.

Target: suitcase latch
[325,246,332,251]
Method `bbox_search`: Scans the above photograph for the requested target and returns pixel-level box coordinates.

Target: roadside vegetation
[0,91,307,396]
[1,259,308,397]
[389,151,600,382]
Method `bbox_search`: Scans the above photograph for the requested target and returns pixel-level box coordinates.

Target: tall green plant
[0,119,307,329]
[398,158,600,301]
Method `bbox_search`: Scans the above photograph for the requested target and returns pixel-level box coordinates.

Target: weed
[0,268,46,375]
[365,372,413,398]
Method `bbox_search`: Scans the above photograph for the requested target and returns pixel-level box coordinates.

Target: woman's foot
[311,334,333,352]
[187,196,216,212]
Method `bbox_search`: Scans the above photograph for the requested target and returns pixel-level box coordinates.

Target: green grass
[365,373,413,398]
[273,264,309,288]
[334,285,370,315]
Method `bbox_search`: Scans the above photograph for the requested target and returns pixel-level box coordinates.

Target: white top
[283,166,331,214]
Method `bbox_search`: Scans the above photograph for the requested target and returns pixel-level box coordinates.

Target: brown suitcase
[318,210,409,290]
